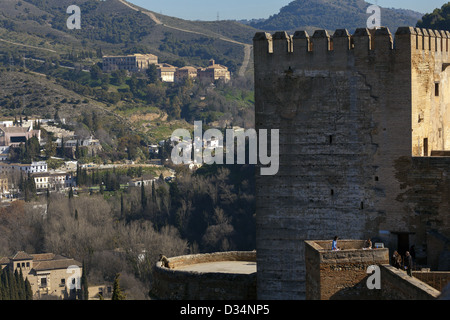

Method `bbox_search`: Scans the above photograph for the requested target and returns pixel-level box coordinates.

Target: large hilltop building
[198,59,231,83]
[0,123,40,148]
[253,26,450,299]
[102,53,158,73]
[102,54,231,84]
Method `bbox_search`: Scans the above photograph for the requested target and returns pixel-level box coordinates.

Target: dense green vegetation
[0,161,255,299]
[416,2,450,30]
[250,0,422,32]
[0,0,258,300]
[0,267,33,300]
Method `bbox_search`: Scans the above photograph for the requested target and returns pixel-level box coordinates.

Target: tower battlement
[253,27,450,70]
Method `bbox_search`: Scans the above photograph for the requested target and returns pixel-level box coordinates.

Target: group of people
[330,236,415,277]
[392,249,415,277]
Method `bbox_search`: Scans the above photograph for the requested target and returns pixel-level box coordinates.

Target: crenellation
[332,29,352,51]
[311,30,331,52]
[273,31,292,54]
[292,31,312,62]
[415,28,423,50]
[374,27,394,52]
[253,27,450,69]
[395,27,416,52]
[429,29,437,52]
[351,28,373,56]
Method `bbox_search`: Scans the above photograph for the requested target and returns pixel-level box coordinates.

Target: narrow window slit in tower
[435,83,439,96]
[329,135,333,144]
[360,202,364,210]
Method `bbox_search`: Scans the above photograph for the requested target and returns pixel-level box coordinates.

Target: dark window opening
[10,136,26,143]
[330,189,334,196]
[374,176,379,181]
[435,83,439,96]
[423,138,428,156]
[397,233,410,256]
[360,201,364,210]
[329,135,333,144]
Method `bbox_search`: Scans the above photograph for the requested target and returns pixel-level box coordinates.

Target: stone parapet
[151,251,256,300]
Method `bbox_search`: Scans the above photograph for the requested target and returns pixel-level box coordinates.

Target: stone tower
[253,27,450,299]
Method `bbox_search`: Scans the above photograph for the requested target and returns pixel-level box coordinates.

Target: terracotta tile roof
[31,253,56,261]
[0,257,10,265]
[33,258,81,271]
[3,252,81,271]
[10,251,34,260]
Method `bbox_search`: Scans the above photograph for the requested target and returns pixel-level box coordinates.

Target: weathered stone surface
[151,251,256,300]
[254,27,450,300]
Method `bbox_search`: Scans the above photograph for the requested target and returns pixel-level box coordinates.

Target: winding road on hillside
[0,38,57,53]
[118,0,252,77]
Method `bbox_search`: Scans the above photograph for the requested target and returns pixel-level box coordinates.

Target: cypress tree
[81,261,89,300]
[1,268,10,300]
[111,273,126,300]
[152,181,156,203]
[120,193,124,218]
[8,269,18,300]
[25,277,32,300]
[0,270,3,300]
[141,180,147,211]
[16,268,26,300]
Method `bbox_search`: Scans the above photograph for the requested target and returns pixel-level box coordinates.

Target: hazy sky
[128,0,448,21]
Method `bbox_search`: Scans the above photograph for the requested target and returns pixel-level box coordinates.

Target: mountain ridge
[249,0,423,33]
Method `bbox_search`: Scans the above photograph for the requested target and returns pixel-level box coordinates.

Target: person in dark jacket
[404,251,413,276]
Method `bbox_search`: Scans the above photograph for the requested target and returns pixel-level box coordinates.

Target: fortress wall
[305,240,441,300]
[412,270,450,291]
[380,265,440,300]
[151,251,256,300]
[254,27,450,300]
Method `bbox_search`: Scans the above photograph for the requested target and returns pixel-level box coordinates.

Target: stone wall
[151,251,256,300]
[305,239,441,300]
[412,271,450,291]
[254,26,450,300]
[305,240,389,300]
[380,265,440,300]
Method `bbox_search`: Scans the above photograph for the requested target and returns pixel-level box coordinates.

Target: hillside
[0,0,257,74]
[249,0,423,33]
[416,2,450,31]
[0,0,256,147]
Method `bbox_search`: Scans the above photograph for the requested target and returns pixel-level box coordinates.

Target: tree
[111,273,126,300]
[91,64,102,81]
[146,64,158,84]
[120,193,125,218]
[81,261,89,300]
[44,139,57,158]
[416,3,450,30]
[141,179,147,211]
[24,278,32,300]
